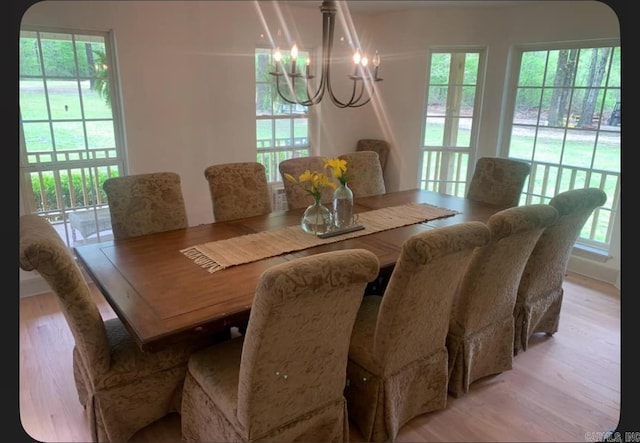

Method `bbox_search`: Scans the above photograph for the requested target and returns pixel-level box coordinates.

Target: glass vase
[301,197,332,235]
[333,182,354,228]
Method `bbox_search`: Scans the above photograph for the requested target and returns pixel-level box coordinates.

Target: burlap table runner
[181,202,457,273]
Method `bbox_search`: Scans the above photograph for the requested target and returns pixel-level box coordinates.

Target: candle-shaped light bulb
[353,49,361,65]
[372,50,380,79]
[352,49,362,76]
[290,44,298,75]
[306,57,310,77]
[361,55,369,67]
[372,51,380,67]
[274,47,282,73]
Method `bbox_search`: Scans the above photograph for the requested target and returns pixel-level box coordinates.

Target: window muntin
[20,28,125,246]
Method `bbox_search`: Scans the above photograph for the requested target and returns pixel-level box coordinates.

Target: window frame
[501,38,620,252]
[418,46,487,196]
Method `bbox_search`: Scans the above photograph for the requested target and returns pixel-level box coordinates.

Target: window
[418,49,485,196]
[419,43,619,251]
[507,43,620,250]
[19,28,125,246]
[255,47,310,183]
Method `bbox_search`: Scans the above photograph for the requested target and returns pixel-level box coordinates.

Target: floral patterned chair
[345,222,491,442]
[181,249,379,442]
[466,157,531,207]
[513,187,607,354]
[338,151,386,198]
[446,204,558,397]
[356,139,391,174]
[19,214,207,442]
[103,172,188,240]
[279,156,335,209]
[204,162,272,222]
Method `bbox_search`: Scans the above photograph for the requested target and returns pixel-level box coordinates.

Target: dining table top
[74,189,504,352]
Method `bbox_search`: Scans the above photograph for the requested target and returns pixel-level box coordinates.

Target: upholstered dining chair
[103,172,188,240]
[204,162,272,222]
[19,214,207,442]
[466,157,531,207]
[446,204,558,397]
[345,222,491,442]
[338,150,386,198]
[181,249,379,442]
[356,138,391,173]
[279,156,335,209]
[513,187,607,354]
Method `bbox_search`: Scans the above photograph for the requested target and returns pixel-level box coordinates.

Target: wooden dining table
[74,189,503,352]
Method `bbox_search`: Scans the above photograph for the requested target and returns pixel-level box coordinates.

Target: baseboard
[567,255,620,289]
[19,266,95,298]
[20,274,54,298]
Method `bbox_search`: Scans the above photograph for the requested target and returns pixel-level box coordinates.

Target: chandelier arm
[323,7,354,108]
[352,80,368,105]
[332,80,370,108]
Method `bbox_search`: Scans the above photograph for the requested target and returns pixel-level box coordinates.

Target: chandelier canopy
[269,0,382,108]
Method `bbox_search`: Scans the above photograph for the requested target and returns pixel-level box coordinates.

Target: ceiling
[279,1,547,15]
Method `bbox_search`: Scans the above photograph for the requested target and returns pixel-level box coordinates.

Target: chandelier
[269,0,382,108]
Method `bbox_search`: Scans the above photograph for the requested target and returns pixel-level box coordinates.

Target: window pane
[86,121,116,148]
[83,80,112,119]
[256,119,273,149]
[22,122,53,152]
[518,51,546,86]
[52,121,85,149]
[256,84,272,115]
[532,127,563,164]
[429,54,451,84]
[594,132,620,173]
[41,32,77,78]
[275,119,291,146]
[19,32,42,76]
[48,80,82,120]
[19,79,48,120]
[424,117,445,146]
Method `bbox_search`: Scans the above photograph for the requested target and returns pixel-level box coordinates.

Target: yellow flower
[284,169,337,202]
[324,158,348,185]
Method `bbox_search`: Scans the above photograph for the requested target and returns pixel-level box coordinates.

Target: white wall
[19,1,621,292]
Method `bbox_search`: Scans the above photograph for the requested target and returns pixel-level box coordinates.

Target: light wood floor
[19,272,620,442]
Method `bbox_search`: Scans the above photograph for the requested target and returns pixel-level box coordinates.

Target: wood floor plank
[18,272,621,442]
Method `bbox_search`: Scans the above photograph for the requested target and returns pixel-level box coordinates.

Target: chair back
[279,156,334,209]
[338,151,386,198]
[519,187,607,298]
[103,172,188,239]
[452,204,558,333]
[514,188,607,351]
[374,222,491,375]
[356,139,390,172]
[236,249,379,436]
[467,157,531,207]
[204,162,272,222]
[19,215,110,377]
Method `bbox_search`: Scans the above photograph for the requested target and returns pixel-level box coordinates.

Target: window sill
[572,244,610,263]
